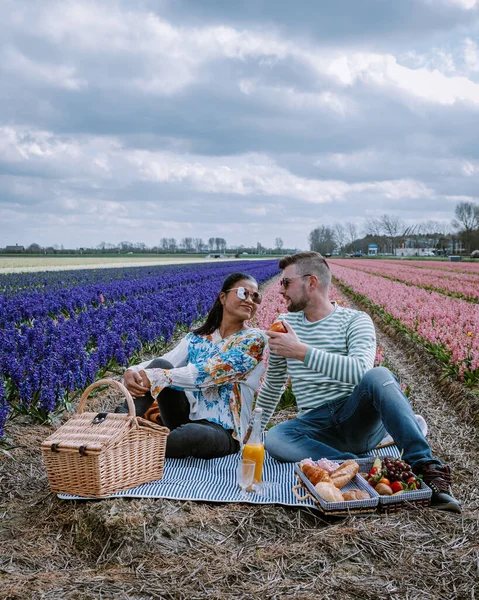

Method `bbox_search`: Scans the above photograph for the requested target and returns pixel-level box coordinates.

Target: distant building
[5,244,24,253]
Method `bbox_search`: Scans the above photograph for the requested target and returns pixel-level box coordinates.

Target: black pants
[118,359,239,459]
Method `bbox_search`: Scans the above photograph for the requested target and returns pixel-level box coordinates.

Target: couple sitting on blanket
[118,252,460,514]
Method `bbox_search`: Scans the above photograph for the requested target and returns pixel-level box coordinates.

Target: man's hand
[266,321,308,361]
[123,369,151,398]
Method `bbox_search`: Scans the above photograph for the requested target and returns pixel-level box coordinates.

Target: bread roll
[330,460,359,489]
[314,482,344,503]
[301,464,332,485]
[342,489,370,501]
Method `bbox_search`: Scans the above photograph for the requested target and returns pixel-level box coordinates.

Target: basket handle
[77,378,136,417]
[292,482,314,502]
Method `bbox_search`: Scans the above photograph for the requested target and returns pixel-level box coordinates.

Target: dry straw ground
[1,282,478,599]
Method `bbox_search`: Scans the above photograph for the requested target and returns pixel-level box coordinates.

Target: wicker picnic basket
[356,458,432,515]
[292,464,379,517]
[41,378,169,498]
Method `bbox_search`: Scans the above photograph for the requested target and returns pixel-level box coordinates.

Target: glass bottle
[242,407,265,486]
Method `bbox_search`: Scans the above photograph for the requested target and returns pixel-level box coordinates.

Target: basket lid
[41,412,136,455]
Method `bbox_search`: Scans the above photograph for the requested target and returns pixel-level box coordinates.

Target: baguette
[301,464,332,485]
[330,460,359,489]
[314,482,344,503]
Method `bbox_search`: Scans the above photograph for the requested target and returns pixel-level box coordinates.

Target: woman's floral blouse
[128,328,266,443]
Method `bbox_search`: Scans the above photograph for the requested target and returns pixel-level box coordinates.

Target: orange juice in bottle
[242,407,265,486]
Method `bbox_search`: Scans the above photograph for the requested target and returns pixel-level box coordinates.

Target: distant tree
[452,201,479,232]
[181,237,193,251]
[379,214,405,254]
[208,237,215,251]
[362,218,383,238]
[333,224,346,254]
[168,238,177,251]
[345,221,358,246]
[308,226,335,255]
[256,241,265,254]
[275,237,284,252]
[452,201,479,252]
[193,238,204,252]
[214,237,227,252]
[27,243,42,254]
[160,238,169,251]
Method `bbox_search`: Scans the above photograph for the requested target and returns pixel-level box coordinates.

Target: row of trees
[309,202,479,256]
[4,238,288,255]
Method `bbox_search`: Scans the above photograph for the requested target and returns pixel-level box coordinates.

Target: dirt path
[1,308,478,599]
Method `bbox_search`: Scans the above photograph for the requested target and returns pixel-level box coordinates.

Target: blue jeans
[265,367,440,472]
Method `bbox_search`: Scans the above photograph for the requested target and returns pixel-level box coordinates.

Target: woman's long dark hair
[192,272,258,336]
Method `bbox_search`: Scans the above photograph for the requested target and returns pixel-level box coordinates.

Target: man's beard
[286,289,308,313]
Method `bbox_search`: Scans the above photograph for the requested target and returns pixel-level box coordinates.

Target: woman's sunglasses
[227,287,262,304]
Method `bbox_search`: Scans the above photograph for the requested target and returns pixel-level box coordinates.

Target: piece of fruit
[406,477,419,490]
[390,481,404,494]
[378,478,391,486]
[269,321,287,333]
[375,483,393,496]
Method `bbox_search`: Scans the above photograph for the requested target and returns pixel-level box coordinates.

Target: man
[256,251,460,513]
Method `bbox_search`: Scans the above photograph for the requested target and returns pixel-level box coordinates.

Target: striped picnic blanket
[58,445,400,504]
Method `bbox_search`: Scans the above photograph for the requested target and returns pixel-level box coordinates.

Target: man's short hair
[279,251,331,289]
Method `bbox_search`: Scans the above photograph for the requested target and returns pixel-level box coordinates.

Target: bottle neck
[247,412,263,445]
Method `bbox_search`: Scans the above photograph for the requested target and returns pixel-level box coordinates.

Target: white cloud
[441,0,478,8]
[239,79,353,115]
[1,1,479,249]
[0,46,86,90]
[4,1,479,109]
[311,52,479,106]
[464,38,479,71]
[0,125,433,210]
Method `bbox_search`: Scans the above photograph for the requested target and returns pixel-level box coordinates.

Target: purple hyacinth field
[0,260,279,437]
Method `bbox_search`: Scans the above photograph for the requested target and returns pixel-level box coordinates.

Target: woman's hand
[123,369,151,398]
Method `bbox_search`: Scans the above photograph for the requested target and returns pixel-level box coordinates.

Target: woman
[118,272,266,459]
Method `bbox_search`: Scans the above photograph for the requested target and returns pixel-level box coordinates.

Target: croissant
[301,464,332,485]
[330,460,359,489]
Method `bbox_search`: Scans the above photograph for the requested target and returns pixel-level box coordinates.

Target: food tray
[356,458,432,514]
[293,463,379,516]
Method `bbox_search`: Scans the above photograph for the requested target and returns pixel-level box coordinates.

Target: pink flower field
[329,259,479,302]
[329,262,478,385]
[383,259,479,274]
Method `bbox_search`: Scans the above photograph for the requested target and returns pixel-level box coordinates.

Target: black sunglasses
[226,287,262,304]
[279,274,312,289]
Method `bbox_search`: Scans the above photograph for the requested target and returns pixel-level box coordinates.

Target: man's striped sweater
[256,303,377,428]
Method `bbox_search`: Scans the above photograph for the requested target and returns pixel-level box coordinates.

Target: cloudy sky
[1,0,479,250]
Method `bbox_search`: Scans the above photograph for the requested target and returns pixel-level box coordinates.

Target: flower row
[329,263,478,385]
[0,260,279,437]
[329,259,479,302]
